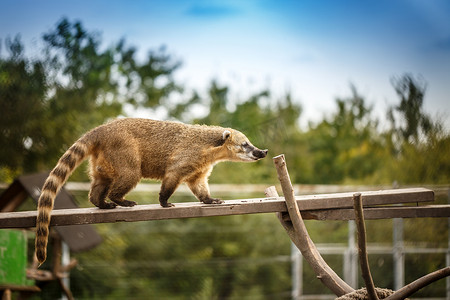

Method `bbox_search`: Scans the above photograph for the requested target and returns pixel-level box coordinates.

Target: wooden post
[51,236,74,300]
[344,220,358,288]
[61,241,70,300]
[264,186,303,299]
[393,218,404,291]
[271,154,354,296]
[1,289,11,300]
[291,243,302,300]
[353,193,378,300]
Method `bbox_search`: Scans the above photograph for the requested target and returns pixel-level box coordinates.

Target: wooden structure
[0,173,102,300]
[0,158,449,299]
[0,173,102,250]
[0,229,40,298]
[0,187,441,228]
[268,155,450,300]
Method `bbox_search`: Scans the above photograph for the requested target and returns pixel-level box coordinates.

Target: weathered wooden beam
[302,205,450,221]
[0,188,435,228]
[293,187,434,210]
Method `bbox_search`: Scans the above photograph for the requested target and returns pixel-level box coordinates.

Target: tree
[385,74,450,184]
[0,35,47,178]
[0,18,182,180]
[305,86,383,184]
[389,74,433,144]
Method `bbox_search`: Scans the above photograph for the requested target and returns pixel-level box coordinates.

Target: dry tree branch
[271,154,354,296]
[353,192,379,300]
[385,267,450,300]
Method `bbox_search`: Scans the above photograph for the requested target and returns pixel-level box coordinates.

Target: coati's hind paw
[202,198,224,205]
[114,199,137,207]
[160,202,175,208]
[121,200,137,207]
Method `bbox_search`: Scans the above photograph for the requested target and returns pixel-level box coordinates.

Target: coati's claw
[161,202,175,208]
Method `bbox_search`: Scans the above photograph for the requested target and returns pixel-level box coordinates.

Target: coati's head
[221,129,268,162]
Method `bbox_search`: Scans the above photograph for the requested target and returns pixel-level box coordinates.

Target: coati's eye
[242,142,249,148]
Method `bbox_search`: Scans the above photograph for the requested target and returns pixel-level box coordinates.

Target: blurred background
[0,0,449,299]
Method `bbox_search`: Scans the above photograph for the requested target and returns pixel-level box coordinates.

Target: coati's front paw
[99,202,117,209]
[202,198,224,204]
[160,202,175,208]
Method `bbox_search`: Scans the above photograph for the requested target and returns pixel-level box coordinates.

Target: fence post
[345,220,358,288]
[291,243,302,299]
[393,218,404,291]
[60,241,70,300]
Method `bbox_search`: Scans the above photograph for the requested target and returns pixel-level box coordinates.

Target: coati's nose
[253,149,268,159]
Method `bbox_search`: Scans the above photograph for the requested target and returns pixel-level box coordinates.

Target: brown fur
[35,118,267,265]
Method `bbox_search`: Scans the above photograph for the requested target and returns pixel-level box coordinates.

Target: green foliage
[389,74,431,143]
[384,74,450,184]
[387,133,450,184]
[0,36,47,176]
[304,87,384,184]
[0,18,181,181]
[2,19,448,185]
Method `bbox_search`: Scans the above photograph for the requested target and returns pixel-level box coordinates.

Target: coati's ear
[222,130,231,141]
[214,130,231,147]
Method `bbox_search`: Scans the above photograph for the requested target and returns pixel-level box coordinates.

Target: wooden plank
[0,188,435,228]
[0,284,41,292]
[293,188,434,210]
[301,205,450,221]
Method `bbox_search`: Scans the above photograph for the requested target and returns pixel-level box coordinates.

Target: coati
[35,118,267,265]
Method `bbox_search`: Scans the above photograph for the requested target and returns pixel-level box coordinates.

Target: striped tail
[35,137,90,266]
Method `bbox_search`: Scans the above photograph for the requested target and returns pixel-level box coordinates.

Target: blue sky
[1,0,449,128]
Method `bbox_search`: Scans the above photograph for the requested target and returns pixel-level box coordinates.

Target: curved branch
[271,154,354,296]
[385,267,450,300]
